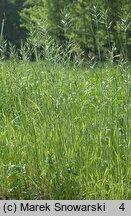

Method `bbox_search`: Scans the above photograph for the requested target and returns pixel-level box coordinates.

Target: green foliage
[0,0,130,201]
[19,0,131,61]
[0,59,130,199]
[20,0,45,32]
[0,0,130,60]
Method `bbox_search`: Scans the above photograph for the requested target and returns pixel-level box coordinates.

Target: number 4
[119,203,125,211]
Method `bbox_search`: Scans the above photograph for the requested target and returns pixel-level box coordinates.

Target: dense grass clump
[0,59,130,199]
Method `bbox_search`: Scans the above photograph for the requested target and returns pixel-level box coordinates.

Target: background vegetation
[0,0,131,60]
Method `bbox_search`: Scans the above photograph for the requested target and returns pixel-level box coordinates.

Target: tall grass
[0,55,130,199]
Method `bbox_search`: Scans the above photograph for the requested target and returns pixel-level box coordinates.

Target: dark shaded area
[0,0,27,47]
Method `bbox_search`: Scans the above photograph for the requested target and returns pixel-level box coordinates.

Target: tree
[17,0,131,60]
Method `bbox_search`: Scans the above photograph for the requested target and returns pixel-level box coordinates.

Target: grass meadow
[0,58,130,199]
